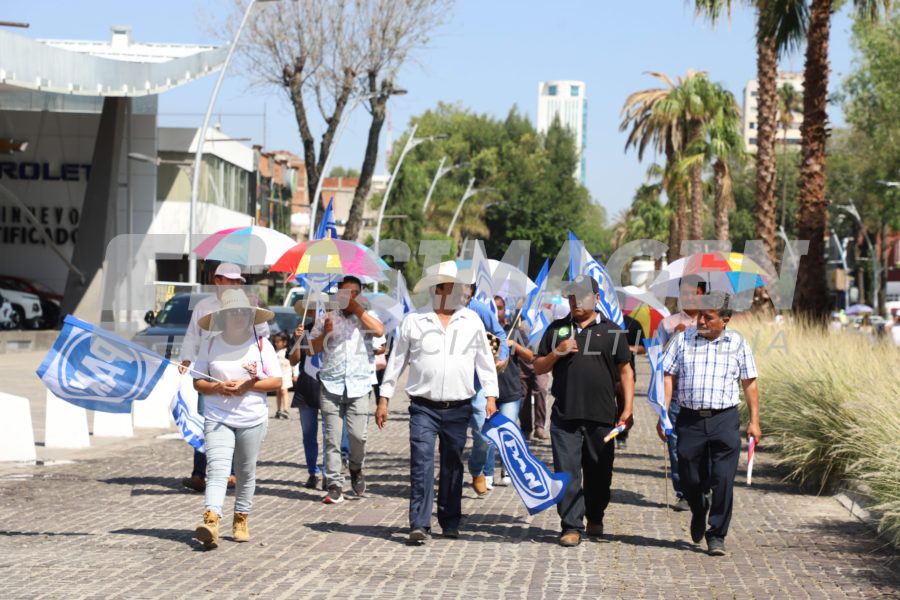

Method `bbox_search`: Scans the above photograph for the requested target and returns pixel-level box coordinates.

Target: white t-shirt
[892,324,900,348]
[193,335,283,428]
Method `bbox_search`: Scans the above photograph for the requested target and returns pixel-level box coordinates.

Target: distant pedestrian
[309,275,384,504]
[534,276,634,547]
[654,276,706,512]
[191,289,282,550]
[273,332,292,419]
[376,262,499,544]
[662,291,761,557]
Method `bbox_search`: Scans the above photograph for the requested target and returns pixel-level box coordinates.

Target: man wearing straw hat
[309,275,384,505]
[375,262,499,544]
[661,291,761,556]
[179,263,270,493]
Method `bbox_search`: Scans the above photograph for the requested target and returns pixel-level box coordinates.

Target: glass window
[570,85,579,97]
[548,85,558,96]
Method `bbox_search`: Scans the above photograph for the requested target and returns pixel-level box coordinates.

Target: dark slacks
[519,369,549,434]
[550,417,616,534]
[676,406,741,539]
[408,400,472,531]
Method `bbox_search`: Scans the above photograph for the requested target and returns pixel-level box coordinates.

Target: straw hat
[199,288,274,331]
[413,260,467,294]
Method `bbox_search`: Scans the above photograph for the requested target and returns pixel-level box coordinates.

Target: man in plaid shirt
[661,291,762,556]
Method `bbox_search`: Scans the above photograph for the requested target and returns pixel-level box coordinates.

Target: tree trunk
[713,159,731,241]
[342,76,391,242]
[689,162,704,240]
[754,11,779,265]
[794,0,832,320]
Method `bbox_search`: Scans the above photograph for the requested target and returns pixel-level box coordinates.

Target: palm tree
[681,82,745,241]
[620,70,704,259]
[762,0,889,318]
[776,82,802,228]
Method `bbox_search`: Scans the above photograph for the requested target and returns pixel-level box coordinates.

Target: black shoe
[707,536,726,556]
[303,474,320,489]
[350,468,366,496]
[408,528,429,544]
[585,521,603,538]
[441,528,460,539]
[323,484,344,504]
[673,497,690,512]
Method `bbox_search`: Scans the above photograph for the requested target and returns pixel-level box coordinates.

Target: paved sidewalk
[1,366,897,599]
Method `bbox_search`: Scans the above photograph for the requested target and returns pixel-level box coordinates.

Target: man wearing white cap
[375,262,499,544]
[179,262,270,492]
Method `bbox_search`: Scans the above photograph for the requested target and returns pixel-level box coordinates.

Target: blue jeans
[296,403,350,477]
[204,419,267,516]
[467,388,492,477]
[485,399,522,478]
[667,402,683,498]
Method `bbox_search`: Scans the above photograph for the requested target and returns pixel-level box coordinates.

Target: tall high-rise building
[742,71,804,153]
[537,80,587,184]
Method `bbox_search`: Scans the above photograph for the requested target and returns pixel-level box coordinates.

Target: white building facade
[742,71,804,153]
[537,80,587,184]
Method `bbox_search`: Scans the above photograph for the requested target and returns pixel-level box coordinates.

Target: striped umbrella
[616,286,670,339]
[650,252,771,298]
[269,238,389,283]
[192,226,296,266]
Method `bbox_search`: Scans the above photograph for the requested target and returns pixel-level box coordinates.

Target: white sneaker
[499,476,512,486]
[485,476,494,490]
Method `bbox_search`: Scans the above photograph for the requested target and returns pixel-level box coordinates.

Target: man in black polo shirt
[534,275,634,547]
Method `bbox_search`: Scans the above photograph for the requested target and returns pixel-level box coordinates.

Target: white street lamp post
[422,157,467,214]
[373,124,447,257]
[187,0,276,284]
[446,177,490,237]
[839,201,881,314]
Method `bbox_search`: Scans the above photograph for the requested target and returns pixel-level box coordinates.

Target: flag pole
[663,437,670,511]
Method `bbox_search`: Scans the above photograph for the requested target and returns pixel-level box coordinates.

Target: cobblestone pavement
[1,365,898,599]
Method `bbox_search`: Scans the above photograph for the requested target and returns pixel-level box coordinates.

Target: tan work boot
[472,474,487,496]
[195,510,220,549]
[232,512,250,543]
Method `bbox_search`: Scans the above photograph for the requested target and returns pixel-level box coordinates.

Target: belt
[411,396,470,410]
[680,405,737,418]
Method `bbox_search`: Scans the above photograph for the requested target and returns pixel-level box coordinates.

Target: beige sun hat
[413,260,467,294]
[199,288,274,331]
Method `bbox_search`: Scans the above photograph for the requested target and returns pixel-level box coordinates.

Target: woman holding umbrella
[191,289,283,550]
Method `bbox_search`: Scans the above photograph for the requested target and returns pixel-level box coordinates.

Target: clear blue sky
[6,1,859,220]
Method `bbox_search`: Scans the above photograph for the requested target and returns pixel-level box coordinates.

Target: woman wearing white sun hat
[191,288,282,550]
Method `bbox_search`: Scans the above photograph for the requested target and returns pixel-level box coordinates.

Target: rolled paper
[747,436,756,486]
[603,423,627,444]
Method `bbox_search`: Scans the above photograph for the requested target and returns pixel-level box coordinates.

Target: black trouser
[408,399,472,531]
[549,417,616,534]
[676,406,741,539]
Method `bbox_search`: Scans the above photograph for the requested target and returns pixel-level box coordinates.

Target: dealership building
[0,25,279,331]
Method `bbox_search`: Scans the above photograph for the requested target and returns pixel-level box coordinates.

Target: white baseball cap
[214,262,246,282]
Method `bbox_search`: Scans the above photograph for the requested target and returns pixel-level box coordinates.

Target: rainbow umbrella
[192,226,296,266]
[650,252,771,298]
[270,239,389,283]
[616,286,671,339]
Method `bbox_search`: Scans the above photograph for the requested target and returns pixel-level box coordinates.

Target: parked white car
[0,286,43,329]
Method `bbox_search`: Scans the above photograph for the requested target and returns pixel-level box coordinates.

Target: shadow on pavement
[110,527,204,551]
[304,520,561,545]
[0,530,92,537]
[612,489,667,509]
[603,532,705,553]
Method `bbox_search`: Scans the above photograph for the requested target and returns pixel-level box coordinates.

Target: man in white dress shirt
[179,263,270,492]
[376,262,499,544]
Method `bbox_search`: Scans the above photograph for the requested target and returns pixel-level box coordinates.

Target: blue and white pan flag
[36,315,170,414]
[482,413,570,515]
[643,336,673,435]
[171,382,205,452]
[567,231,624,328]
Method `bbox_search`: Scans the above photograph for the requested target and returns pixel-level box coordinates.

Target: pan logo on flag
[498,429,551,500]
[55,329,148,404]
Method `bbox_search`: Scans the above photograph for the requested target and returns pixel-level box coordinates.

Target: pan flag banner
[643,336,673,435]
[482,413,570,514]
[36,315,170,414]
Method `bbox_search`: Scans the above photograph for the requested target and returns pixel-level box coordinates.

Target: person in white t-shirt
[191,289,282,550]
